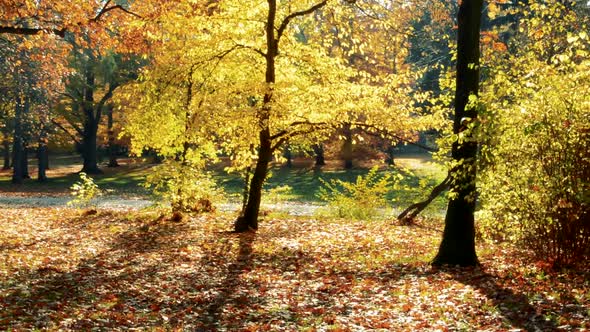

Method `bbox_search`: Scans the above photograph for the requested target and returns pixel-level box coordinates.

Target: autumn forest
[0,0,589,330]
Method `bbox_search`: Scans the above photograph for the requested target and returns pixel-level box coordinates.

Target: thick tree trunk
[81,121,102,174]
[106,104,119,167]
[432,0,483,267]
[80,64,102,174]
[313,143,325,167]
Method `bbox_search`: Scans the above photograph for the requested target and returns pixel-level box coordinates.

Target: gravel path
[0,195,324,216]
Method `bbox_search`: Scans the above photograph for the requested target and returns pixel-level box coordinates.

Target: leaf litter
[0,208,588,331]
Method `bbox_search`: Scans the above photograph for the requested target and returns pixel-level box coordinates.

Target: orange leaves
[481,31,507,53]
[0,209,588,330]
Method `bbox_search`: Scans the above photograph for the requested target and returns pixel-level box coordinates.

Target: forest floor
[0,208,588,331]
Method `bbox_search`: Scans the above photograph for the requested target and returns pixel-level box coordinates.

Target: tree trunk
[106,104,119,167]
[284,144,292,168]
[80,120,102,174]
[313,143,325,167]
[37,144,48,182]
[2,131,10,170]
[398,175,450,224]
[22,147,30,179]
[235,134,273,232]
[80,64,102,174]
[342,125,353,169]
[235,0,276,232]
[11,95,25,184]
[37,127,49,182]
[234,0,327,232]
[432,0,483,267]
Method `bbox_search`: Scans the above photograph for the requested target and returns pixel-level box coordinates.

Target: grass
[1,153,448,216]
[0,208,587,331]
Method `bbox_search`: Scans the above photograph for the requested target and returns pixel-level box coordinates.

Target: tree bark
[432,0,483,267]
[106,104,119,167]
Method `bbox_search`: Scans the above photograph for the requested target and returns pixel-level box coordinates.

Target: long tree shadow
[451,269,557,331]
[0,212,194,330]
[198,231,258,330]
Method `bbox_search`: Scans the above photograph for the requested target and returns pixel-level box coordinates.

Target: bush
[316,166,399,220]
[145,161,224,214]
[478,58,590,267]
[68,172,101,209]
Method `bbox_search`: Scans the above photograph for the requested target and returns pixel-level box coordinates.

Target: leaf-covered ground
[0,208,588,331]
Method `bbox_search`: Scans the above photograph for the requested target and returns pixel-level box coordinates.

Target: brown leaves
[0,208,588,330]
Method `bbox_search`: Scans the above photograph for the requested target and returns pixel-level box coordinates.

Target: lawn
[0,208,588,331]
[0,153,448,217]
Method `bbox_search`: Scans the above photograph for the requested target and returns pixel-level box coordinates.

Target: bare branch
[0,26,66,37]
[276,1,327,42]
[350,122,438,153]
[51,119,81,145]
[93,3,143,22]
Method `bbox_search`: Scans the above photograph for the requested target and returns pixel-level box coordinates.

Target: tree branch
[276,1,327,42]
[0,3,141,37]
[350,122,439,153]
[51,119,81,145]
[92,3,143,22]
[0,26,66,37]
[397,175,450,225]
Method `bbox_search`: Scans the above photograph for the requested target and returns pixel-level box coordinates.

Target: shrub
[478,58,590,267]
[316,166,398,220]
[68,172,101,209]
[145,161,224,213]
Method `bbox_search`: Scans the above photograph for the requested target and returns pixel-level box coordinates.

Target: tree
[122,0,422,229]
[432,0,483,267]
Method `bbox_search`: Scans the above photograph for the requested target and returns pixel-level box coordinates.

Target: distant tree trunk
[385,145,395,166]
[342,124,353,169]
[284,144,292,168]
[432,0,483,267]
[2,131,10,170]
[12,95,26,184]
[37,127,49,182]
[106,104,119,167]
[313,143,325,167]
